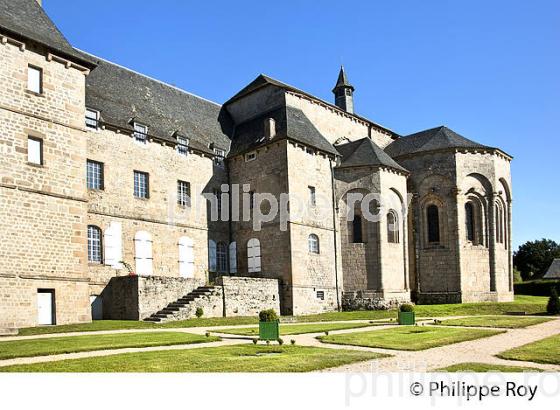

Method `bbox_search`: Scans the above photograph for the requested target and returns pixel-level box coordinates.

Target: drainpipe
[330,159,341,311]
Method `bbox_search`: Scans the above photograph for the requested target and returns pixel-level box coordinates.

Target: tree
[514,239,560,281]
[547,288,560,315]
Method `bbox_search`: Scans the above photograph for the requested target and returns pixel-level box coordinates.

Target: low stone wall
[342,290,410,311]
[415,291,462,305]
[218,276,281,317]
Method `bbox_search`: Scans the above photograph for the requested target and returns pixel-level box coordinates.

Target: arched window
[178,236,194,278]
[427,204,440,243]
[465,202,475,242]
[387,211,399,244]
[208,239,217,272]
[87,225,102,263]
[247,238,261,273]
[352,215,363,243]
[308,234,320,254]
[134,231,153,275]
[216,242,228,272]
[495,203,504,244]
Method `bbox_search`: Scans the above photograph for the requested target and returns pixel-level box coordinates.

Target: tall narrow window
[134,171,149,199]
[247,238,262,273]
[249,190,255,210]
[87,225,102,263]
[176,135,189,156]
[133,122,148,144]
[496,203,504,244]
[229,242,237,274]
[387,211,399,243]
[177,180,191,206]
[28,136,43,165]
[308,234,320,254]
[214,148,225,167]
[465,202,475,242]
[213,188,222,216]
[217,242,227,273]
[27,65,42,94]
[87,160,104,190]
[208,240,217,272]
[85,108,99,129]
[352,215,363,243]
[427,204,440,243]
[308,186,316,207]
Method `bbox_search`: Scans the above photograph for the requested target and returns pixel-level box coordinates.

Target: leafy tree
[547,288,560,315]
[513,267,523,284]
[514,239,560,281]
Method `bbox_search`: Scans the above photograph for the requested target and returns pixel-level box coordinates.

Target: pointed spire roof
[335,137,408,173]
[333,65,354,92]
[544,259,560,279]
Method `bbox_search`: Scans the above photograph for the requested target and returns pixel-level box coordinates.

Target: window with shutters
[208,239,217,272]
[134,231,153,275]
[217,242,227,273]
[103,222,123,268]
[229,242,237,274]
[247,238,262,273]
[178,236,194,278]
[87,225,102,263]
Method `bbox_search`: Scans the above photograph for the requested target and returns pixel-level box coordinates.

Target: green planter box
[259,320,280,340]
[398,311,415,325]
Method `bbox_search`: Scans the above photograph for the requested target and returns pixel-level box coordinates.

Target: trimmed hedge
[514,280,560,297]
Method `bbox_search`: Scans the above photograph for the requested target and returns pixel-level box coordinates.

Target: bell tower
[332,65,355,114]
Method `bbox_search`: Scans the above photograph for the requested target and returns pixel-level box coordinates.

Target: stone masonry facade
[0,1,513,329]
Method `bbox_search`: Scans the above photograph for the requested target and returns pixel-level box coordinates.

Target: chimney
[264,117,276,139]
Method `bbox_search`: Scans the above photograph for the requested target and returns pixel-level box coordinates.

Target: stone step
[169,303,187,308]
[143,317,161,322]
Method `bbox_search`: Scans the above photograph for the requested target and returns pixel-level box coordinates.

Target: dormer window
[176,135,189,156]
[133,122,148,144]
[85,108,99,130]
[214,148,225,167]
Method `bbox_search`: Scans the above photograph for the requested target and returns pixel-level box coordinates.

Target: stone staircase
[143,285,220,323]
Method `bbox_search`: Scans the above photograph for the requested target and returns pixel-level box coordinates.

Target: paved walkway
[0,316,558,371]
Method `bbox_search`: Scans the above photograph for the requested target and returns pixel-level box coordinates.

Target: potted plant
[258,309,280,341]
[398,304,415,325]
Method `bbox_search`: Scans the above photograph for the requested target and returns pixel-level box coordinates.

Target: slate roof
[82,52,231,154]
[0,0,95,67]
[336,138,408,173]
[228,106,338,157]
[333,65,354,92]
[385,126,492,158]
[544,259,560,279]
[225,74,398,139]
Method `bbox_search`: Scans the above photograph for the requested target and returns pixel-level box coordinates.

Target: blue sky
[45,0,559,250]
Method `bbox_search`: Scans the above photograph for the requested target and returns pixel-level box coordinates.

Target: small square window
[245,152,257,162]
[28,136,43,165]
[316,291,325,300]
[176,135,189,156]
[134,171,149,198]
[85,108,99,129]
[27,65,42,94]
[214,148,225,167]
[133,123,148,144]
[87,160,104,190]
[177,180,191,206]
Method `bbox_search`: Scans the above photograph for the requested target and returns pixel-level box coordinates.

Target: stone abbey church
[0,0,514,330]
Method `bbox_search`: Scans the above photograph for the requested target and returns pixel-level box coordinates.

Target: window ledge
[25,89,44,97]
[134,197,149,201]
[27,162,44,168]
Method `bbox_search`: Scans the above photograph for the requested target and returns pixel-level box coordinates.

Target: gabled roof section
[225,74,398,139]
[336,138,408,173]
[0,0,95,67]
[544,259,560,279]
[82,52,231,154]
[385,126,495,158]
[228,106,338,158]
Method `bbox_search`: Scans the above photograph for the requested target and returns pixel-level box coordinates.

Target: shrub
[514,280,560,296]
[278,338,284,345]
[205,332,211,338]
[290,339,296,345]
[259,309,279,322]
[547,288,560,315]
[399,304,415,313]
[195,307,204,318]
[324,331,329,336]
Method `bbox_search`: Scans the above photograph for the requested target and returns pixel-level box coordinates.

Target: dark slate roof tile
[336,138,408,173]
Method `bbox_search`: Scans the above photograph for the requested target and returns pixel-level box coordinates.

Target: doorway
[37,289,55,325]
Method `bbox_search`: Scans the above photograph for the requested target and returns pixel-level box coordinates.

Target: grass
[217,321,392,336]
[318,326,504,351]
[437,315,552,329]
[0,344,389,372]
[437,362,543,372]
[10,295,548,337]
[497,334,560,365]
[0,332,219,360]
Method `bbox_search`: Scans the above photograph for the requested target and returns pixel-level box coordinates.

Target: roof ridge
[77,48,222,108]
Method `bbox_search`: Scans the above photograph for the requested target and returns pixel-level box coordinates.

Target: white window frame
[308,234,320,254]
[87,225,103,263]
[133,122,148,145]
[85,108,99,130]
[177,180,191,207]
[27,65,42,94]
[176,135,189,156]
[87,159,104,190]
[27,136,43,165]
[134,170,149,199]
[245,151,257,162]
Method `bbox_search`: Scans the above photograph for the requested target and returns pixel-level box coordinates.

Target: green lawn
[9,295,547,337]
[0,332,219,360]
[497,334,560,365]
[318,326,504,351]
[437,362,543,372]
[438,316,552,329]
[217,321,392,336]
[0,345,388,372]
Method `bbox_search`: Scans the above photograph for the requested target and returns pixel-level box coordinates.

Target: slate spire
[332,65,355,114]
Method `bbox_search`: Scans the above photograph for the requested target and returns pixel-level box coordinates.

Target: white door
[90,295,103,320]
[37,291,54,325]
